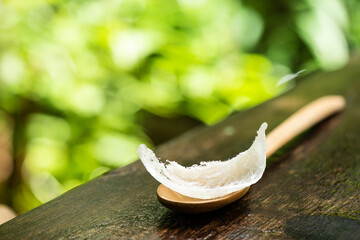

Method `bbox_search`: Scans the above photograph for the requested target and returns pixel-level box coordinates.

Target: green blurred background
[0,0,359,214]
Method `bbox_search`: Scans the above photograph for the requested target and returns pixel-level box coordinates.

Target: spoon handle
[266,95,345,158]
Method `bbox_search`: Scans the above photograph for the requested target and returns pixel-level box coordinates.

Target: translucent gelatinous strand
[137,123,267,199]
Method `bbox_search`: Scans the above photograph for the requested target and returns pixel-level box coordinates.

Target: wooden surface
[1,58,360,239]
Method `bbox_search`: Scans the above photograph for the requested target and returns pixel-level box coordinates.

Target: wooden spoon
[157,95,346,213]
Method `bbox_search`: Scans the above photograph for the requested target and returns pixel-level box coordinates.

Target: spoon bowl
[157,184,250,213]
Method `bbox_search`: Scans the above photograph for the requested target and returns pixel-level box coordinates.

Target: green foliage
[0,0,359,213]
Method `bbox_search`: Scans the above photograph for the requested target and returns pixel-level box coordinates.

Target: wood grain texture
[1,58,360,239]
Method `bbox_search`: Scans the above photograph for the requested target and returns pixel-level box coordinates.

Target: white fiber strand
[137,122,267,199]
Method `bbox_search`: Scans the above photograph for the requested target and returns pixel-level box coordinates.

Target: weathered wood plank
[1,58,360,239]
